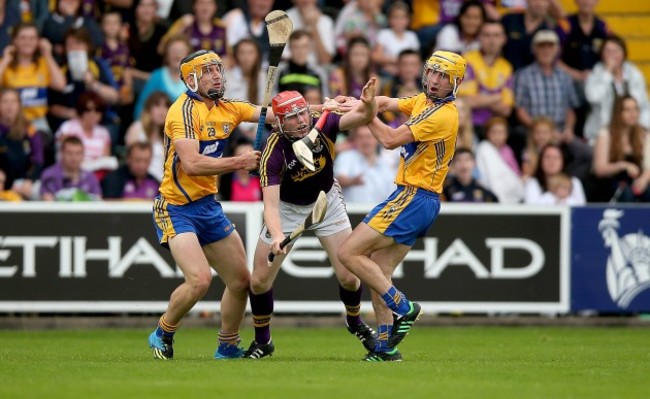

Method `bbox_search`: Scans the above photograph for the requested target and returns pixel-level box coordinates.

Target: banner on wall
[0,203,569,313]
[571,206,650,312]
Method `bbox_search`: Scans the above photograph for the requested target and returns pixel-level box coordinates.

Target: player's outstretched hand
[360,77,377,104]
[239,150,261,171]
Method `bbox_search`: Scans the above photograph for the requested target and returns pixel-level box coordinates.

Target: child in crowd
[372,1,420,76]
[97,11,134,105]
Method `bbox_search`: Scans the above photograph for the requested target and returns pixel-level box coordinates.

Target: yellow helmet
[179,50,225,100]
[423,50,467,99]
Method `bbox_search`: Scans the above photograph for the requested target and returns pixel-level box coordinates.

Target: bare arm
[376,95,400,113]
[593,131,637,177]
[250,106,276,124]
[516,106,534,128]
[174,138,260,176]
[367,117,415,150]
[41,40,67,91]
[338,77,378,131]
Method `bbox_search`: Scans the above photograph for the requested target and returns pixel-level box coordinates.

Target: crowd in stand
[0,0,649,204]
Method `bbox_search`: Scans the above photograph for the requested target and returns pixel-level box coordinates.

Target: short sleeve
[259,134,284,187]
[166,98,200,141]
[322,112,343,141]
[397,95,418,116]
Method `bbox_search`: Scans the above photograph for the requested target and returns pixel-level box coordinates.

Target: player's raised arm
[174,138,260,176]
[338,77,379,131]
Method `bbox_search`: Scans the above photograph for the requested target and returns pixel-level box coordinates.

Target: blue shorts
[153,195,235,248]
[363,185,440,246]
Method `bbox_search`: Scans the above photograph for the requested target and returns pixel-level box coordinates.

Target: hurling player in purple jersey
[244,78,380,359]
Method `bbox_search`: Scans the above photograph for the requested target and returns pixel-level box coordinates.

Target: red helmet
[272,91,311,139]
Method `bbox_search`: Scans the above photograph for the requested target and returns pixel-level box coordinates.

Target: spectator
[160,0,228,59]
[443,147,499,203]
[285,0,336,65]
[329,37,374,98]
[0,22,66,135]
[334,125,395,204]
[502,0,564,71]
[457,19,513,132]
[41,0,104,62]
[0,169,22,201]
[372,1,420,77]
[522,116,556,178]
[475,116,524,203]
[592,95,650,203]
[55,91,117,174]
[128,0,168,85]
[277,30,327,97]
[435,0,486,55]
[456,97,478,151]
[48,27,120,136]
[102,142,160,200]
[133,36,191,119]
[379,49,422,128]
[515,30,579,140]
[334,0,386,56]
[125,91,169,182]
[97,11,135,107]
[223,0,275,59]
[584,35,650,144]
[225,38,265,104]
[537,172,582,205]
[0,88,44,200]
[525,143,586,205]
[0,0,20,52]
[40,136,101,201]
[223,138,261,202]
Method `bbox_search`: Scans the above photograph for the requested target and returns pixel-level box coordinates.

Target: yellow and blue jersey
[158,92,256,205]
[1,58,51,121]
[396,93,459,194]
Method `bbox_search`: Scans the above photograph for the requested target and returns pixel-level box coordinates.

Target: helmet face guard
[272,91,312,141]
[180,50,226,100]
[422,51,467,102]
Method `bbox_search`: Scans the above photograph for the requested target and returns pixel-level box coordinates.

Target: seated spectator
[128,0,168,84]
[502,0,565,71]
[55,91,117,174]
[277,30,327,97]
[102,142,160,200]
[133,36,190,119]
[475,117,524,203]
[443,147,499,203]
[522,116,556,178]
[48,27,120,136]
[379,50,423,128]
[0,22,66,135]
[285,0,336,65]
[538,172,582,205]
[218,138,261,201]
[41,0,104,62]
[0,89,44,200]
[40,136,101,201]
[334,0,386,56]
[525,143,586,205]
[435,0,486,54]
[372,2,420,77]
[159,0,228,59]
[592,95,650,202]
[125,91,170,182]
[0,169,22,201]
[223,0,275,59]
[457,19,513,132]
[334,125,395,204]
[584,35,650,144]
[97,11,135,107]
[329,37,375,98]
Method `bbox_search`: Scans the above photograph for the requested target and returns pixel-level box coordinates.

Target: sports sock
[375,324,393,352]
[155,315,178,339]
[381,286,411,315]
[249,288,274,344]
[218,331,240,347]
[338,284,363,327]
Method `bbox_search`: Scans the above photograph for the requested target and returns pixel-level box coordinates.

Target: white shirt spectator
[376,28,420,59]
[124,121,165,182]
[55,119,117,172]
[284,6,335,65]
[435,24,480,54]
[475,140,524,203]
[334,150,395,204]
[524,177,586,205]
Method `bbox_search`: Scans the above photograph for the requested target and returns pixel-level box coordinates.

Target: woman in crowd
[522,117,556,179]
[592,95,650,202]
[329,37,375,98]
[434,0,485,55]
[525,143,586,205]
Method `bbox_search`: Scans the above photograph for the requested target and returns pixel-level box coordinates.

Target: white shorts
[259,181,352,244]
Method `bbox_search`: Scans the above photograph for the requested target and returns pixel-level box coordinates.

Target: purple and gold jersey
[260,111,341,205]
[97,42,134,84]
[159,92,256,205]
[396,93,458,194]
[187,20,227,56]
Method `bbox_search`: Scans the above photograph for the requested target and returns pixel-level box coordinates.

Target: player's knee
[337,274,360,291]
[228,272,250,296]
[249,274,273,295]
[189,271,213,297]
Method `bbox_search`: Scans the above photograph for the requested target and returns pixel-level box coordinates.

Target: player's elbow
[181,159,201,176]
[381,138,401,150]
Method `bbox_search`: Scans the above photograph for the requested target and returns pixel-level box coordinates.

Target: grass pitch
[0,326,647,399]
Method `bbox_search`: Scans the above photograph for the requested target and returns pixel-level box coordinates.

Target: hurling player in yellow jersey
[339,51,466,361]
[149,49,268,360]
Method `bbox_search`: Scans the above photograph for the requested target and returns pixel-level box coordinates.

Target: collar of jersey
[186,90,205,102]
